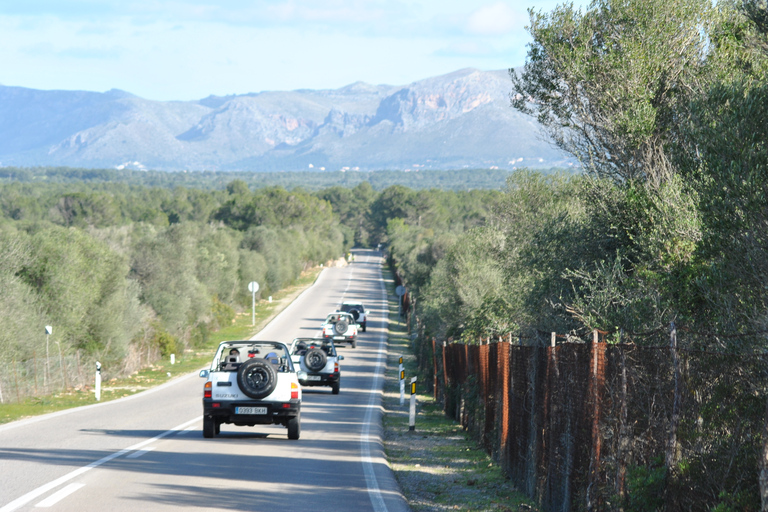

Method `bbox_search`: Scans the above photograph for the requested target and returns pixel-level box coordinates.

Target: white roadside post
[170,354,175,365]
[95,361,102,401]
[248,281,259,326]
[44,325,52,390]
[399,355,405,405]
[409,377,417,431]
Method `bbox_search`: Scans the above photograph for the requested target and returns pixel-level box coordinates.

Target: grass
[0,268,323,425]
[380,267,538,512]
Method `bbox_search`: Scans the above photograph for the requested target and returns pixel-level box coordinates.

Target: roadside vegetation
[381,268,537,512]
[0,269,321,424]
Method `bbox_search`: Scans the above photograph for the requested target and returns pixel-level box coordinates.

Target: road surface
[0,249,409,512]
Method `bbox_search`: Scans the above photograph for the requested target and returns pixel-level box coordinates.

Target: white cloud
[466,2,520,35]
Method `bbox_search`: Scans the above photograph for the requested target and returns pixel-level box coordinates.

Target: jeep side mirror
[297,370,308,380]
[339,355,345,360]
[199,369,209,378]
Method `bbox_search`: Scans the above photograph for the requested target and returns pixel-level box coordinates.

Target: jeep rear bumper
[203,399,300,426]
[299,372,340,387]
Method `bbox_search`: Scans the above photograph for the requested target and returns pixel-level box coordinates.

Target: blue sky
[0,1,577,101]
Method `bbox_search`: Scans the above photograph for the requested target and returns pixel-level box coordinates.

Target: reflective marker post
[248,281,259,326]
[95,361,102,401]
[409,377,417,431]
[399,355,404,405]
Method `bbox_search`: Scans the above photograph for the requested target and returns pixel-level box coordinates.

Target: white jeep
[289,337,344,394]
[199,340,303,439]
[337,301,367,332]
[321,312,359,348]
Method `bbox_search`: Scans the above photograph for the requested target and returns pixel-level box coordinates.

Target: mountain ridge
[0,68,574,172]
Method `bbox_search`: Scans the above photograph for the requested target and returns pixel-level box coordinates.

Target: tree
[511,0,712,184]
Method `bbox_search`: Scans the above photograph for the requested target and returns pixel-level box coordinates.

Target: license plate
[307,375,322,381]
[235,406,267,415]
[333,336,345,340]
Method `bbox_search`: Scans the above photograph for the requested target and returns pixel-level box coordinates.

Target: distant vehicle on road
[337,301,367,332]
[199,340,303,439]
[289,337,344,394]
[321,312,359,348]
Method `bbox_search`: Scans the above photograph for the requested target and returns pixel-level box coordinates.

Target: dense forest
[0,166,554,192]
[0,176,501,390]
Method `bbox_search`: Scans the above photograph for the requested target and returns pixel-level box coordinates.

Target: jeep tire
[334,320,349,335]
[305,348,327,371]
[203,416,216,438]
[331,380,340,395]
[287,415,300,440]
[237,359,278,399]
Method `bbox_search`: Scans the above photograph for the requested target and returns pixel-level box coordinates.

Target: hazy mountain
[0,69,574,172]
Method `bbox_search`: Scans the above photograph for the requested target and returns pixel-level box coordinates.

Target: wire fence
[0,340,161,404]
[429,327,768,511]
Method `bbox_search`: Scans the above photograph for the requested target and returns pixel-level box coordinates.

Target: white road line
[34,483,85,508]
[250,268,327,341]
[0,416,202,512]
[0,372,199,434]
[361,256,389,512]
[126,446,156,459]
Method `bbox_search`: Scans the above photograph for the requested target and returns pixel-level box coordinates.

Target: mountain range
[0,68,574,172]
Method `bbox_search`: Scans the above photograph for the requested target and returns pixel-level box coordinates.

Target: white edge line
[250,268,327,341]
[361,255,389,512]
[0,269,329,434]
[0,416,202,512]
[126,446,156,459]
[0,371,197,434]
[34,483,85,508]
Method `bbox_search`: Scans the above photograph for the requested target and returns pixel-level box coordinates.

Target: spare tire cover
[349,309,360,321]
[304,348,327,371]
[334,320,349,334]
[237,359,277,399]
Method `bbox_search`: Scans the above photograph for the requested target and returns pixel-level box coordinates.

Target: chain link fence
[429,328,767,511]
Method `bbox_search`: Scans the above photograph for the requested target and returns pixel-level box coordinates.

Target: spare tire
[237,359,277,399]
[305,348,327,371]
[334,320,349,335]
[349,309,360,321]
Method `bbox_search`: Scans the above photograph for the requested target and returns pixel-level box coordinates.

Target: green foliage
[512,0,713,183]
[17,225,141,360]
[625,457,667,512]
[0,166,563,192]
[151,322,178,357]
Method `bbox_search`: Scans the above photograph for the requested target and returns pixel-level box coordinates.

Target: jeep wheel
[287,415,300,440]
[237,359,278,399]
[350,338,357,349]
[305,348,327,371]
[331,380,340,395]
[334,320,349,335]
[203,416,216,438]
[362,322,367,332]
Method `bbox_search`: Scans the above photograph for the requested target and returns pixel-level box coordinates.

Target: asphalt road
[0,249,410,512]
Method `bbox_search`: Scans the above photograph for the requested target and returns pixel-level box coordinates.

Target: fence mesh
[433,333,768,511]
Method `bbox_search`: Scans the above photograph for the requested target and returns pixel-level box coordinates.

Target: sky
[0,1,578,102]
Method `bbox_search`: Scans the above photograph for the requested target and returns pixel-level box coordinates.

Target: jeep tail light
[204,381,212,398]
[334,362,339,373]
[291,382,299,400]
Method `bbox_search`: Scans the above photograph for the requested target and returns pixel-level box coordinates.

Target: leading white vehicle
[199,340,303,439]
